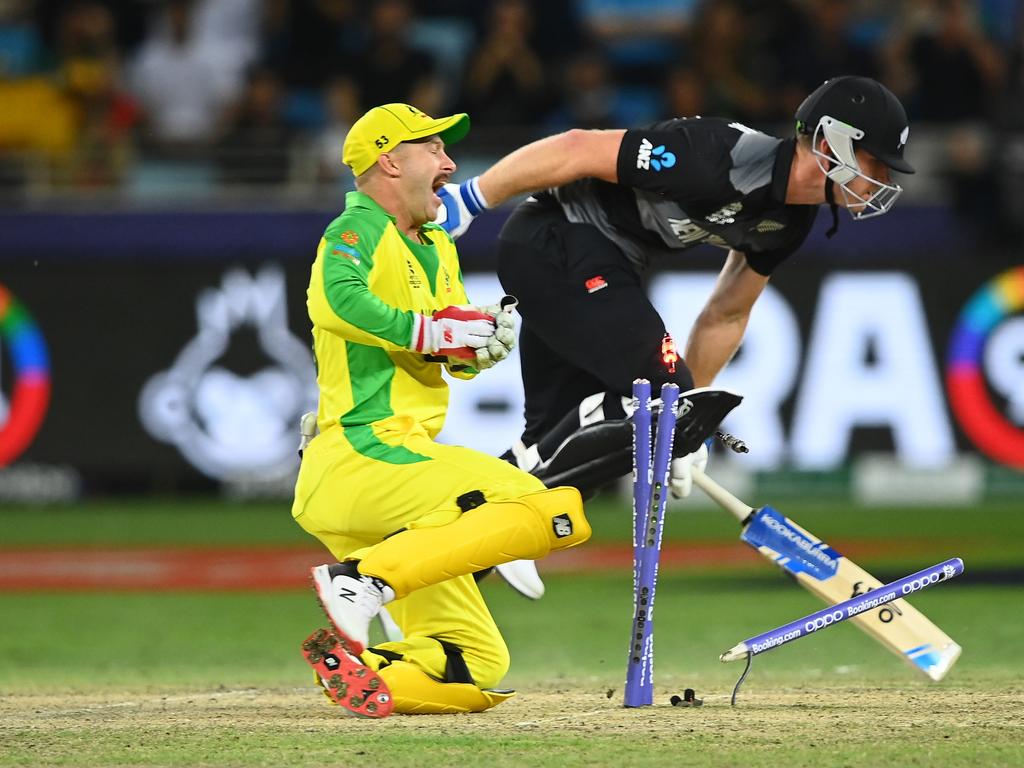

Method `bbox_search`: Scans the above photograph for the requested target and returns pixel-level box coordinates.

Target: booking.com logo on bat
[0,283,50,466]
[946,266,1024,469]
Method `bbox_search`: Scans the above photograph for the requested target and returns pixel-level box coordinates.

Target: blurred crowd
[0,0,1021,236]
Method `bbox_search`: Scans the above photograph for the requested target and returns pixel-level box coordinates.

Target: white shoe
[495,559,545,600]
[311,564,391,654]
[377,606,404,643]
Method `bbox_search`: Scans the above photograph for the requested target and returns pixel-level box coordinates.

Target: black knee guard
[529,387,742,497]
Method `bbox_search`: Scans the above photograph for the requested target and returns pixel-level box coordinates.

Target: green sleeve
[321,222,413,348]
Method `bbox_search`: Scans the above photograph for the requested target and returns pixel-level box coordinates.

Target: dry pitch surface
[3,683,1022,767]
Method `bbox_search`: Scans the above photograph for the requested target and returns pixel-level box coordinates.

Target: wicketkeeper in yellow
[292,103,591,718]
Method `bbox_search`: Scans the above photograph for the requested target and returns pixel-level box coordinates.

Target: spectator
[351,0,441,114]
[894,0,1006,122]
[0,75,76,186]
[662,64,706,119]
[575,0,695,83]
[56,1,139,185]
[799,0,881,86]
[128,0,237,148]
[689,0,773,123]
[32,0,148,58]
[1003,2,1024,125]
[0,1,136,187]
[192,0,264,87]
[313,75,359,187]
[522,2,584,65]
[889,0,1010,239]
[943,123,1001,240]
[0,0,43,76]
[546,48,619,130]
[462,0,547,127]
[217,64,292,185]
[262,0,357,90]
[742,0,846,119]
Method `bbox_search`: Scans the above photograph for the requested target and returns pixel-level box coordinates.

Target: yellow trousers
[293,417,547,688]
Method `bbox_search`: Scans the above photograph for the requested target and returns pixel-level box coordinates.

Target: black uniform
[496,117,819,446]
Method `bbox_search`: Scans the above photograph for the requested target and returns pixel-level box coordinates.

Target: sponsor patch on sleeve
[330,243,361,265]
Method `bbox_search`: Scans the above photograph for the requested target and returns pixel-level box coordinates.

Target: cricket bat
[691,466,961,681]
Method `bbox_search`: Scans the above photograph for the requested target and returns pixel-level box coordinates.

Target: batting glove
[409,306,495,358]
[434,177,489,239]
[669,441,709,499]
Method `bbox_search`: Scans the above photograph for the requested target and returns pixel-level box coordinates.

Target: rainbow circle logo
[946,266,1024,468]
[0,284,50,466]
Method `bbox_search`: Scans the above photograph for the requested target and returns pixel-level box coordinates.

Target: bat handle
[690,466,754,524]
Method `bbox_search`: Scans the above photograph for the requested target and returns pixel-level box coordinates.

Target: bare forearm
[684,311,749,388]
[477,129,624,207]
[684,250,767,387]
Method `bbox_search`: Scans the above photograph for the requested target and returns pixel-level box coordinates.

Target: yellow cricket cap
[343,103,470,176]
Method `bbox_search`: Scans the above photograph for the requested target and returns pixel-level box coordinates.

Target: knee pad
[532,387,744,494]
[359,486,590,597]
[515,486,590,551]
[534,418,632,494]
[379,660,515,714]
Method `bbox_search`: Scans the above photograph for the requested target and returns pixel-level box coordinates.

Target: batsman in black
[438,76,914,506]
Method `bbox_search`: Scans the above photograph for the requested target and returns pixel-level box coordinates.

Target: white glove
[474,310,516,369]
[434,177,489,239]
[468,296,517,370]
[409,306,495,356]
[669,441,708,499]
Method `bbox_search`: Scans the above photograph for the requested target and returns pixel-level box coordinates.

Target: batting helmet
[796,76,914,174]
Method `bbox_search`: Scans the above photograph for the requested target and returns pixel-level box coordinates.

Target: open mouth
[430,178,447,205]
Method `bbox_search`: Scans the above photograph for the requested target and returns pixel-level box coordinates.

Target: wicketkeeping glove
[409,306,495,358]
[472,296,518,370]
[669,441,709,499]
[434,177,489,239]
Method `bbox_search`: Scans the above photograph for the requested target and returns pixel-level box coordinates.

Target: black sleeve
[743,249,791,276]
[616,121,733,202]
[742,206,819,276]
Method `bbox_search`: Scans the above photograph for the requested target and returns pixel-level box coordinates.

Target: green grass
[1,575,1022,766]
[2,495,1023,564]
[0,574,1016,693]
[0,498,310,547]
[1,498,1022,766]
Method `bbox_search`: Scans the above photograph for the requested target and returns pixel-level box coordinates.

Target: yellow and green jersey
[307,190,476,444]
